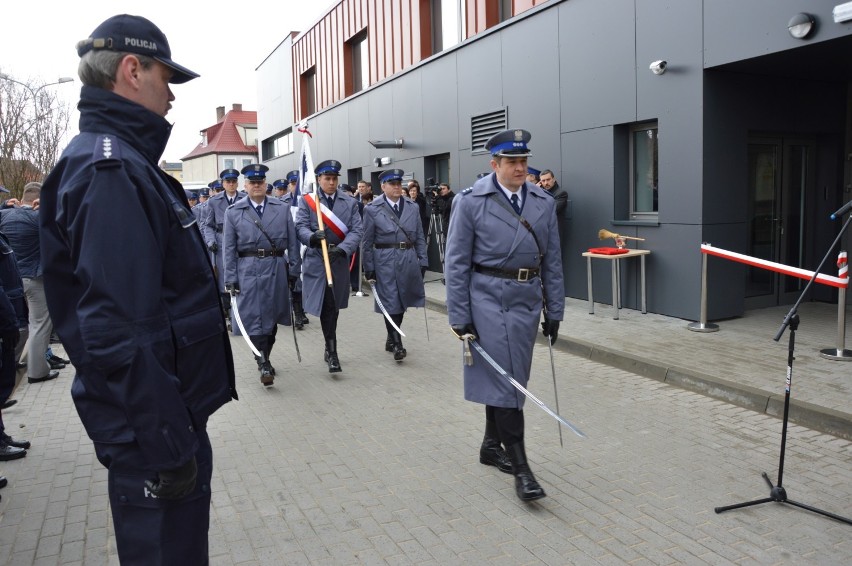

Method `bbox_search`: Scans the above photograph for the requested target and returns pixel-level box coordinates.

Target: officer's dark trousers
[383,313,404,335]
[94,427,213,565]
[319,289,339,342]
[486,405,524,447]
[0,338,15,435]
[250,325,278,359]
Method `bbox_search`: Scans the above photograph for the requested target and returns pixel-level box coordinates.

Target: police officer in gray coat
[362,169,428,360]
[295,160,363,372]
[445,129,564,502]
[202,169,245,326]
[223,164,301,386]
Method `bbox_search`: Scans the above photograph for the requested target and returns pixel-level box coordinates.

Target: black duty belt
[473,264,539,282]
[374,242,412,249]
[239,249,286,258]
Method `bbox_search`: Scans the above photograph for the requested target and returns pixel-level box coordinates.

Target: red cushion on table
[587,247,630,255]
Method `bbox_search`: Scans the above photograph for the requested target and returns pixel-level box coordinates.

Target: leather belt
[473,264,539,282]
[374,242,412,249]
[239,249,286,258]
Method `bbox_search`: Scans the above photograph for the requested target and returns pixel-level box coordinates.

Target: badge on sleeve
[92,135,122,169]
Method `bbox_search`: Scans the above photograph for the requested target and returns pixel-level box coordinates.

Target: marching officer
[223,164,300,386]
[272,179,288,201]
[295,159,363,372]
[202,169,245,327]
[281,170,310,329]
[362,169,428,360]
[445,128,564,502]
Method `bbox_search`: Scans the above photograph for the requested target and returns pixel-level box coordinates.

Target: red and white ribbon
[701,244,849,289]
[302,195,349,240]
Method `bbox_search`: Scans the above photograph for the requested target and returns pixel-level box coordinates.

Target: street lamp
[0,73,74,97]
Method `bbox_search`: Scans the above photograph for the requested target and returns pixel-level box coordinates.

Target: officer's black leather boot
[254,355,263,371]
[325,339,342,373]
[292,293,305,330]
[385,332,394,352]
[260,361,274,386]
[479,420,512,474]
[392,331,406,361]
[507,442,546,501]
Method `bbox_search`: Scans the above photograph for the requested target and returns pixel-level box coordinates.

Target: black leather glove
[225,283,240,296]
[541,318,560,345]
[328,246,347,261]
[288,275,298,291]
[309,229,326,248]
[420,266,427,278]
[451,323,478,340]
[208,243,218,253]
[365,271,376,282]
[144,456,197,500]
[0,330,19,349]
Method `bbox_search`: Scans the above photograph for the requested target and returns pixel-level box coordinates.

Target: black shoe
[507,442,546,501]
[299,313,309,325]
[1,399,16,410]
[1,433,30,450]
[393,344,407,361]
[0,444,26,461]
[48,359,66,370]
[325,339,342,373]
[0,476,7,489]
[385,336,394,353]
[479,444,513,474]
[260,362,274,386]
[28,370,59,384]
[48,354,70,365]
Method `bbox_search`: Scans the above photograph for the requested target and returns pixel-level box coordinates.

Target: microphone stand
[714,212,852,525]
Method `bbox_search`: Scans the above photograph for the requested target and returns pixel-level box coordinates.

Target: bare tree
[0,72,72,198]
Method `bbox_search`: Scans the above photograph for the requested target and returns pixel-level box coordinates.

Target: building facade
[182,104,259,186]
[257,0,852,321]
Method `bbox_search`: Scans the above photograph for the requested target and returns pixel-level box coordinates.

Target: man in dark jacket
[40,15,237,563]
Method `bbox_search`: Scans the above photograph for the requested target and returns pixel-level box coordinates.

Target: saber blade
[469,338,585,439]
[230,295,262,358]
[368,281,405,337]
[547,339,564,447]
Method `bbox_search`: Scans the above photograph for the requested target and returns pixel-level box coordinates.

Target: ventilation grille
[471,108,508,153]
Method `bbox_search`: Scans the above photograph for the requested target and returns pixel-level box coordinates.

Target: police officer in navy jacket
[445,129,564,502]
[40,15,237,562]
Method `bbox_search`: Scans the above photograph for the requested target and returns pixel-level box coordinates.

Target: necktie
[228,197,234,206]
[255,204,263,218]
[325,195,334,210]
[510,194,521,215]
[393,203,400,217]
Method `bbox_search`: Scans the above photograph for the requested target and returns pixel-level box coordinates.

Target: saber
[230,295,262,358]
[423,308,430,341]
[289,291,302,362]
[547,339,564,447]
[368,280,405,337]
[467,337,585,438]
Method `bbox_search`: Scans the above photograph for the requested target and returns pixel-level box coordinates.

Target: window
[301,67,316,117]
[242,158,253,169]
[471,108,508,154]
[348,31,369,94]
[224,158,235,170]
[430,0,462,54]
[499,0,513,22]
[261,128,293,160]
[629,122,658,220]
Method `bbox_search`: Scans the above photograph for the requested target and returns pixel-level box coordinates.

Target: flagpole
[298,122,334,287]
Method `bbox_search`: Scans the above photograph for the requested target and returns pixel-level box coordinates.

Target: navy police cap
[266,183,273,194]
[484,129,532,157]
[199,188,210,197]
[286,170,299,182]
[379,169,405,184]
[220,168,239,180]
[527,166,541,176]
[241,163,269,180]
[314,160,342,176]
[208,180,223,190]
[272,179,287,189]
[184,190,198,201]
[76,15,199,84]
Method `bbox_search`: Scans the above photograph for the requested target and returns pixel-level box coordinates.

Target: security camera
[649,60,667,75]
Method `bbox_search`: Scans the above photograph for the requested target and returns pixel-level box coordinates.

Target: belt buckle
[399,243,407,249]
[517,268,530,282]
[257,249,267,258]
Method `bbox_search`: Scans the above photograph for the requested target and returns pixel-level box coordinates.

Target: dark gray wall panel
[456,34,504,149]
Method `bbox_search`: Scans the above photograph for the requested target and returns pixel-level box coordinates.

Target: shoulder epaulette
[461,187,473,195]
[92,135,122,169]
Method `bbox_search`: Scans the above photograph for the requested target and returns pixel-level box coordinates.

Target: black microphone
[830,200,852,220]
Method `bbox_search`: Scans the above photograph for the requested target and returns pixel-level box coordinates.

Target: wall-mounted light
[833,2,852,23]
[649,60,667,75]
[373,157,393,167]
[788,13,816,39]
[369,139,404,149]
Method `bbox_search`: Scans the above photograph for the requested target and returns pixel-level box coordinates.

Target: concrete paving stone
[35,533,61,558]
[9,550,37,566]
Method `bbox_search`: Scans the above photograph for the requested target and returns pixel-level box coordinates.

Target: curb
[424,297,852,440]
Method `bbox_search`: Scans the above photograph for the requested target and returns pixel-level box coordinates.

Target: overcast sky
[1,1,330,163]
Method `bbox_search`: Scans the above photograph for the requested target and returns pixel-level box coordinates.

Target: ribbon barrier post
[687,249,719,333]
[820,250,852,360]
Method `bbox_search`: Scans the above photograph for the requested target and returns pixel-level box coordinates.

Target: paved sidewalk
[0,291,850,564]
[423,273,852,440]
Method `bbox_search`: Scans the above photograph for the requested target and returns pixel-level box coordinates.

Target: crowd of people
[0,13,570,562]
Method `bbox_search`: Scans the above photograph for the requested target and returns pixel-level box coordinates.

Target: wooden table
[582,249,650,319]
